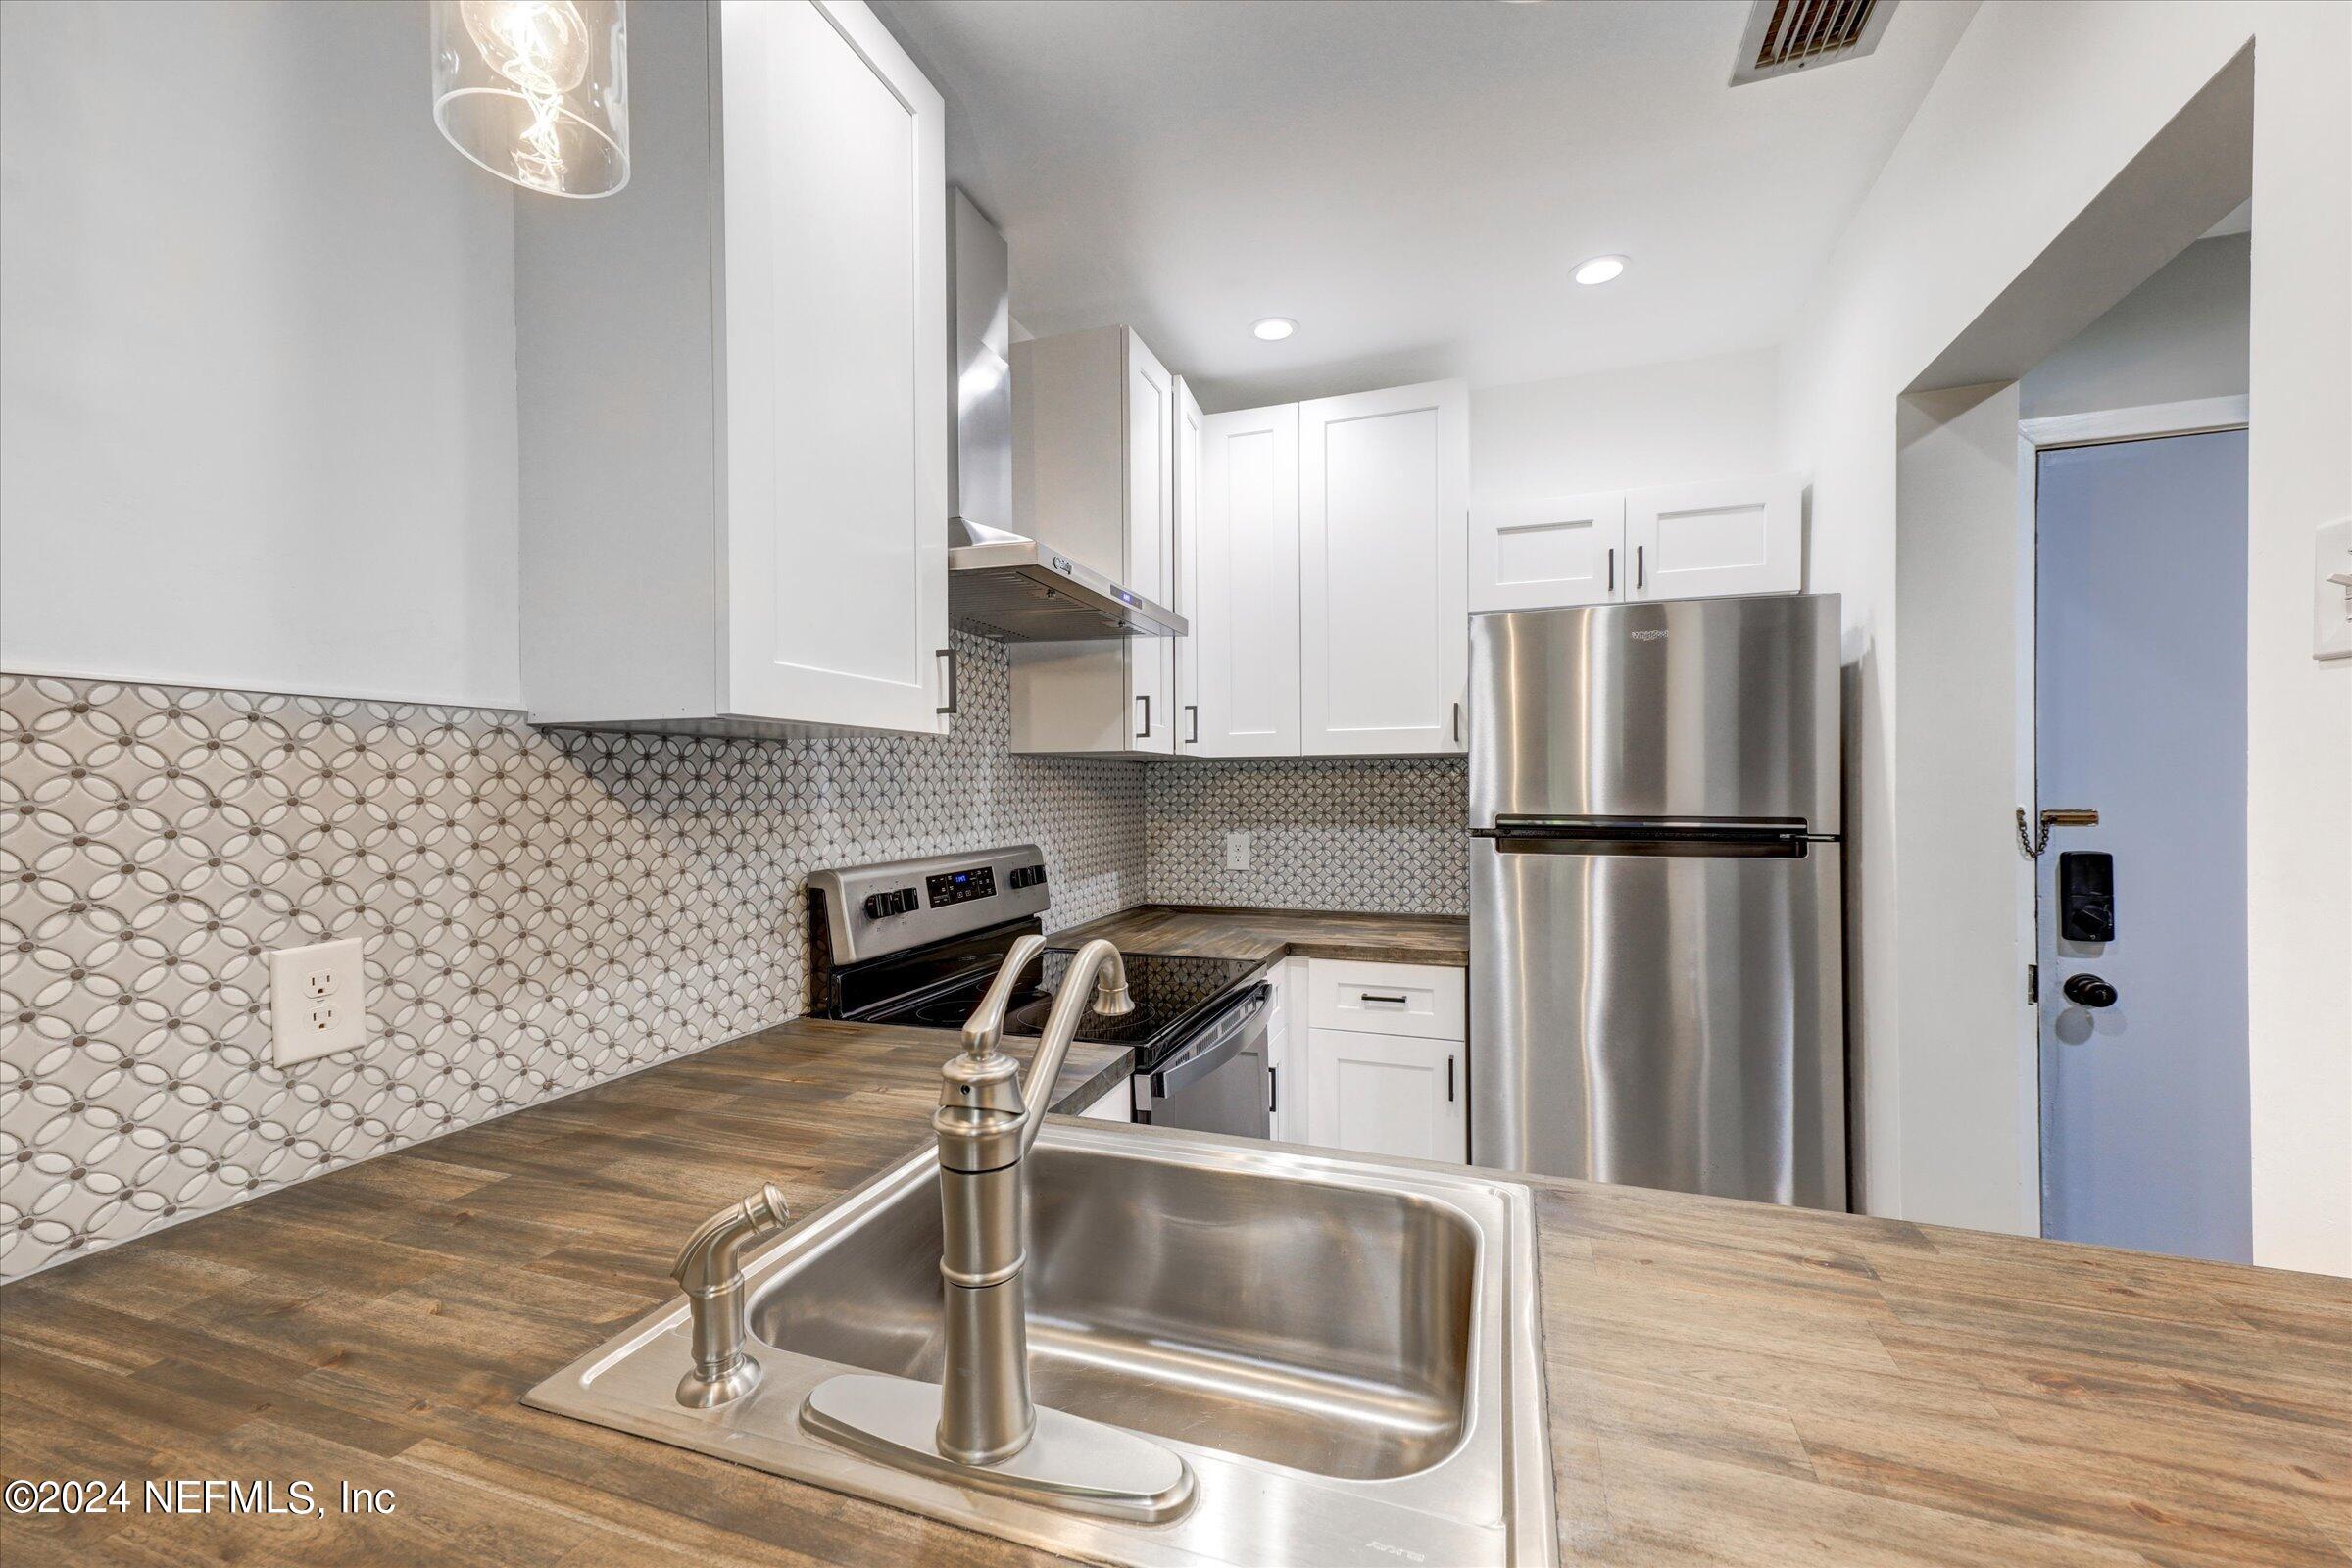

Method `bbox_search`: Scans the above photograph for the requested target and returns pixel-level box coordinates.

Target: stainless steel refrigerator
[1468,594,1845,1210]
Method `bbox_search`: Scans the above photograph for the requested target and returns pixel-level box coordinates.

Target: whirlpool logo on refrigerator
[1630,628,1668,641]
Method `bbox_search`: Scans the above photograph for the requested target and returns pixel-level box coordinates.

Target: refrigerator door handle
[1475,817,1812,857]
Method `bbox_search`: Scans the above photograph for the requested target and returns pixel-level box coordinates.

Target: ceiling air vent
[1731,0,1898,86]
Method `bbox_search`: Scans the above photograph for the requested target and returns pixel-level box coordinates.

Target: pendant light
[431,0,628,198]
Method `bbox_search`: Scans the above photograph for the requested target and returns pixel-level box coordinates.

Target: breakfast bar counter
[1,1018,2345,1567]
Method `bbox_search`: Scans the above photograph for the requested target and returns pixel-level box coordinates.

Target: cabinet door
[1193,404,1302,756]
[1264,956,1306,1142]
[1305,1027,1466,1164]
[1468,492,1627,612]
[1172,378,1205,752]
[1298,380,1469,755]
[718,0,948,733]
[1626,473,1802,601]
[1124,333,1177,754]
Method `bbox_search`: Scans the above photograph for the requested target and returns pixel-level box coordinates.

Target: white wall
[1471,347,1781,499]
[0,1,521,707]
[1892,382,2037,1236]
[2021,233,2249,418]
[1782,2,2350,1273]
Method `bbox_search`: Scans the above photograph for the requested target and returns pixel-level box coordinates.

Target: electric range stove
[808,846,1274,1132]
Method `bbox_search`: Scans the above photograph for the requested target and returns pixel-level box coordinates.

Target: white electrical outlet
[270,937,366,1067]
[1225,831,1252,871]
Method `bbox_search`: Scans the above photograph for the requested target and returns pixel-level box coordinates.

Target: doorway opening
[2023,402,2251,1263]
[1885,44,2254,1253]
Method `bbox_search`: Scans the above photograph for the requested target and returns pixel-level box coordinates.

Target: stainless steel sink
[526,1122,1556,1566]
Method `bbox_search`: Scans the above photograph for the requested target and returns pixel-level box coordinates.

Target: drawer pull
[1359,992,1408,1005]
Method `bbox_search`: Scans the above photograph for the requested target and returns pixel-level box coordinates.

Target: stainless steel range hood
[945,191,1185,642]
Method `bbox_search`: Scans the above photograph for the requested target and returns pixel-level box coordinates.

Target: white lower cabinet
[1079,1081,1132,1123]
[1298,958,1466,1164]
[1265,956,1306,1142]
[1304,1027,1466,1164]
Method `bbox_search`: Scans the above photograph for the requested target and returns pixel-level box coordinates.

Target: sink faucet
[670,1183,790,1407]
[796,936,1193,1520]
[933,936,1131,1464]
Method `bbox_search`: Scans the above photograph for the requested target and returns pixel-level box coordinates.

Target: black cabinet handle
[936,648,958,715]
[1136,694,1151,738]
[1446,1054,1455,1103]
[1636,545,1646,591]
[1360,992,1408,1005]
[1186,704,1200,745]
[1268,1065,1278,1116]
[1606,547,1615,594]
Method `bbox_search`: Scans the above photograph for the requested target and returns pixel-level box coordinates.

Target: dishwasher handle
[1148,985,1269,1100]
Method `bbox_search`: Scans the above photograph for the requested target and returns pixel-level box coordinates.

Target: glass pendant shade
[432,0,628,198]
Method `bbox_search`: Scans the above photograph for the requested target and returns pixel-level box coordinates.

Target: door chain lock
[2017,807,2098,858]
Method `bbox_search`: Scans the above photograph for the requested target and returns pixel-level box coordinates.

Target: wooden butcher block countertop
[3,1016,2346,1568]
[1052,904,1471,968]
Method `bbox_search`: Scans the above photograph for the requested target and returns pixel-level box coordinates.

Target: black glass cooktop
[861,944,1263,1067]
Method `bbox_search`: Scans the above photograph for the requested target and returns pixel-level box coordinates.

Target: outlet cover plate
[1225,831,1251,871]
[270,937,366,1067]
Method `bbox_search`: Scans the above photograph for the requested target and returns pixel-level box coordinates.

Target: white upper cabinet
[1186,400,1303,757]
[1468,491,1627,611]
[719,0,948,733]
[1008,326,1177,755]
[1626,472,1803,601]
[515,0,949,737]
[1469,474,1804,612]
[1173,377,1206,752]
[1298,380,1470,756]
[1125,336,1178,754]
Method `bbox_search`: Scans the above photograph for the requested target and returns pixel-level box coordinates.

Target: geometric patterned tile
[1147,756,1466,915]
[0,631,1145,1280]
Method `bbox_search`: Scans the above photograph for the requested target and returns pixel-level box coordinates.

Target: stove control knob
[863,892,890,919]
[893,888,919,914]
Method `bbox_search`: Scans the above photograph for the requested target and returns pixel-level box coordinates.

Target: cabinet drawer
[1305,958,1465,1040]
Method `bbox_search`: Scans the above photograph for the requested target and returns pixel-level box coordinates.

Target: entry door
[2034,428,2249,1263]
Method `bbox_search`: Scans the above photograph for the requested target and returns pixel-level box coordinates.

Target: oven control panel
[926,866,997,907]
[808,845,1053,965]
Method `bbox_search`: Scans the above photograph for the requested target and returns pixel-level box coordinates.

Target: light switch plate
[270,937,366,1067]
[1225,831,1251,871]
[2316,517,2351,662]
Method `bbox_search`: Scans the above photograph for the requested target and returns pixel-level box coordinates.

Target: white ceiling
[873,0,1977,412]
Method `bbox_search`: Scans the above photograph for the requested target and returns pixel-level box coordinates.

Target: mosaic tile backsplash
[1148,757,1467,915]
[0,635,1147,1280]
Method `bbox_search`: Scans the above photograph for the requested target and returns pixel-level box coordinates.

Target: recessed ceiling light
[1251,317,1298,341]
[1572,255,1628,286]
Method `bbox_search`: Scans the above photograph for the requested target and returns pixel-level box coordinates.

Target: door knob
[2062,973,2119,1009]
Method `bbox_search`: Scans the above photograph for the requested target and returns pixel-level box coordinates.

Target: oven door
[1135,984,1271,1139]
